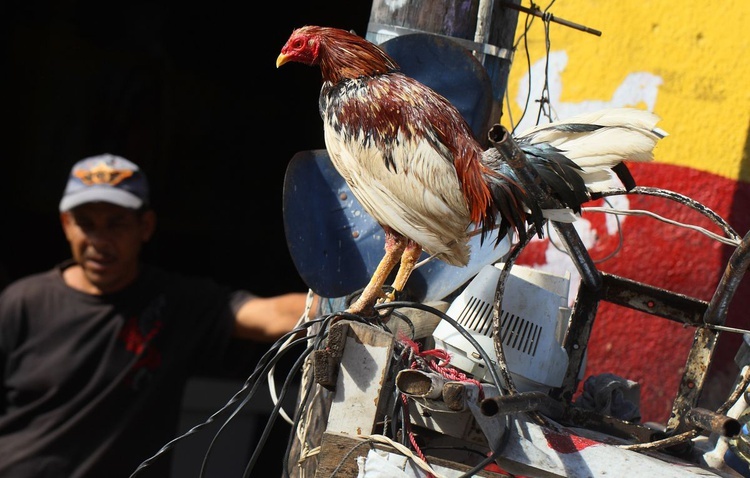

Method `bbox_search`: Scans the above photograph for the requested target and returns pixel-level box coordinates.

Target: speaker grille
[454,295,542,357]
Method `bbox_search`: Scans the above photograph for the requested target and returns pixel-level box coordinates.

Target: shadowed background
[0,1,372,297]
[0,3,372,476]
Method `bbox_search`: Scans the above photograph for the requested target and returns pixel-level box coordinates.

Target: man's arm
[233,291,312,342]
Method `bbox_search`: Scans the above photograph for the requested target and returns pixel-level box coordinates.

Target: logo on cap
[75,161,134,186]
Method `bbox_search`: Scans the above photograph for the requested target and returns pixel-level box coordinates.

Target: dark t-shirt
[0,261,254,478]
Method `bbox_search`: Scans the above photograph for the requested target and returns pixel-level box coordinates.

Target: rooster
[276,25,666,316]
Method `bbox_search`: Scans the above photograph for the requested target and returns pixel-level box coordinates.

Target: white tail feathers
[517,107,666,166]
[516,107,667,192]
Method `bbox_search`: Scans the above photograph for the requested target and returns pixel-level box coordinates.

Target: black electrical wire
[458,451,500,478]
[242,341,316,478]
[281,312,340,477]
[202,334,313,477]
[128,318,322,478]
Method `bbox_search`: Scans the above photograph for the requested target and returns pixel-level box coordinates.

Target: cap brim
[59,186,144,212]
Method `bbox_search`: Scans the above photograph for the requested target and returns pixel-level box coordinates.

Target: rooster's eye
[292,39,304,49]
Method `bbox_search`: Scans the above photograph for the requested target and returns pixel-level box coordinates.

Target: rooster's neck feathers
[292,26,400,83]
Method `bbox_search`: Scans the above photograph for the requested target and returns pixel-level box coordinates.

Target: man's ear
[141,210,157,242]
[60,212,74,240]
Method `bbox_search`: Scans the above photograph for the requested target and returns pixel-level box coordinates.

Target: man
[0,154,310,477]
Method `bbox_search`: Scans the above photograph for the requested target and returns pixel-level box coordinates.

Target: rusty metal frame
[487,126,750,449]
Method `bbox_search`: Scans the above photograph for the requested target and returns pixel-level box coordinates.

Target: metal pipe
[473,0,494,65]
[395,369,445,400]
[499,1,602,36]
[442,381,498,411]
[703,230,750,325]
[552,222,603,290]
[480,391,564,419]
[442,381,472,411]
[685,407,741,437]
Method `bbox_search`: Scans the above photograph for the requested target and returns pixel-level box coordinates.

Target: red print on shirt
[119,316,164,387]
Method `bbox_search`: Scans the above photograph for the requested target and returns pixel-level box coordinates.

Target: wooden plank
[315,432,363,477]
[325,321,395,436]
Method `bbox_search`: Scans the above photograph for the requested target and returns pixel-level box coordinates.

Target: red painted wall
[517,163,750,423]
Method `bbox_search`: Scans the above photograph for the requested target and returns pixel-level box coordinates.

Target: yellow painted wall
[501,1,750,182]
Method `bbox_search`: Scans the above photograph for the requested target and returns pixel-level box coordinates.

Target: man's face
[60,202,155,294]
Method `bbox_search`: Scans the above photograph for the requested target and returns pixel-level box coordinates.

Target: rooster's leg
[385,241,422,303]
[346,229,406,316]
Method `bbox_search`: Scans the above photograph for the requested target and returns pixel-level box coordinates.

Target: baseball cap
[59,154,150,212]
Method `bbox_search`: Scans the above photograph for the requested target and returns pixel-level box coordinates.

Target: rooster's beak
[276,53,290,68]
